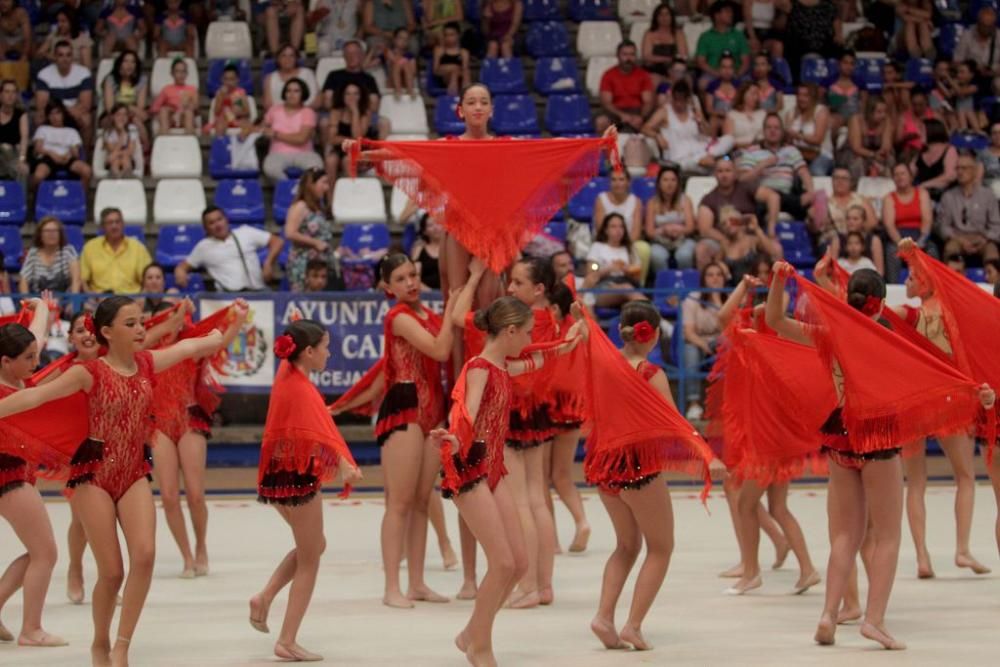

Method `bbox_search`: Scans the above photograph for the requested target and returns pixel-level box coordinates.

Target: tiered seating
[156,225,206,267]
[380,96,430,135]
[64,226,84,253]
[619,0,658,25]
[545,94,593,134]
[0,226,23,270]
[534,57,582,95]
[524,0,562,21]
[525,22,572,58]
[35,181,87,225]
[801,56,837,87]
[569,0,616,22]
[577,21,623,61]
[154,179,208,224]
[151,136,203,179]
[776,222,815,267]
[94,179,147,225]
[92,139,144,180]
[684,177,717,209]
[0,181,25,225]
[585,56,617,97]
[493,94,540,135]
[150,57,200,97]
[215,179,265,225]
[209,136,260,179]
[434,95,465,135]
[332,178,387,223]
[204,21,254,60]
[568,177,608,221]
[480,58,528,94]
[655,269,700,317]
[206,59,254,96]
[272,179,299,223]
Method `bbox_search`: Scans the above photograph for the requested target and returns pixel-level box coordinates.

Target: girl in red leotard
[0,296,243,667]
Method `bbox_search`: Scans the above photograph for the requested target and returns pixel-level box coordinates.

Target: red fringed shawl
[328,358,385,416]
[793,275,986,453]
[581,320,714,501]
[349,137,620,272]
[260,361,358,497]
[439,360,480,492]
[0,391,88,478]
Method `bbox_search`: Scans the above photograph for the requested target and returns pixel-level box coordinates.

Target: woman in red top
[882,162,933,281]
[0,296,234,667]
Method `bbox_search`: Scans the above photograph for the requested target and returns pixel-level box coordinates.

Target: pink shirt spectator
[265,105,317,154]
[150,84,197,113]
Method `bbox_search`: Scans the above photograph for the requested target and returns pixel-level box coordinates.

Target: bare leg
[987,449,1000,558]
[273,495,326,661]
[941,434,990,574]
[551,429,590,552]
[729,480,765,595]
[151,432,195,575]
[503,446,540,608]
[406,437,448,602]
[838,562,863,624]
[177,431,209,575]
[66,503,88,603]
[0,553,27,636]
[110,480,157,667]
[381,425,425,608]
[542,441,560,554]
[591,490,639,650]
[719,475,745,577]
[524,445,557,604]
[760,503,789,568]
[250,549,297,633]
[902,439,934,577]
[767,484,820,592]
[456,516,478,599]
[427,492,457,570]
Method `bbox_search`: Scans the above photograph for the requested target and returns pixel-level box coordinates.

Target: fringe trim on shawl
[0,420,74,481]
[258,433,351,499]
[584,435,713,503]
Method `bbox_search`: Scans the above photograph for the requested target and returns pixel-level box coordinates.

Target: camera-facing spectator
[422,0,463,50]
[31,99,91,192]
[34,40,94,145]
[937,152,1000,267]
[81,207,152,294]
[0,0,31,90]
[645,164,697,271]
[155,0,197,57]
[0,79,29,186]
[210,63,254,137]
[101,50,149,149]
[38,7,93,69]
[584,213,647,309]
[312,0,363,57]
[260,77,323,182]
[694,1,750,87]
[263,43,319,110]
[596,40,655,135]
[150,56,198,136]
[883,161,934,282]
[285,168,337,292]
[361,0,417,53]
[483,0,522,60]
[641,3,688,85]
[432,22,470,96]
[19,216,81,294]
[409,213,443,291]
[259,0,306,56]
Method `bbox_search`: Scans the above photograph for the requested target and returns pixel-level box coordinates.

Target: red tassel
[604,134,622,173]
[338,483,352,499]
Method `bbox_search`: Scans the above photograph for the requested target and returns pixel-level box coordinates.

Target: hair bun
[472,309,490,332]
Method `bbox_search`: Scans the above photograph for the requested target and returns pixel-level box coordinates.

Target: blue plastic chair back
[534,57,581,95]
[567,177,608,221]
[544,94,593,134]
[205,59,254,97]
[35,180,87,225]
[272,179,299,223]
[214,179,265,225]
[0,181,26,225]
[0,226,23,270]
[156,225,206,267]
[480,58,528,94]
[524,0,562,21]
[493,94,540,135]
[433,95,466,135]
[209,137,260,179]
[526,21,571,57]
[341,223,390,254]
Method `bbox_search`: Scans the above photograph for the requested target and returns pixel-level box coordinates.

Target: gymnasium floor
[1,483,998,666]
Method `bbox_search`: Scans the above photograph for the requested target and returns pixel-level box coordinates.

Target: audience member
[38,7,93,69]
[210,63,254,137]
[830,204,884,275]
[596,40,654,134]
[896,89,936,161]
[0,0,31,90]
[383,27,417,98]
[641,80,732,171]
[985,257,1000,285]
[680,261,727,419]
[703,53,737,136]
[263,43,319,110]
[641,3,688,84]
[102,103,141,177]
[432,21,470,96]
[743,0,783,58]
[694,1,750,86]
[779,0,842,87]
[896,0,933,58]
[837,230,879,274]
[810,166,877,252]
[827,51,860,138]
[31,99,91,191]
[977,121,1000,187]
[937,152,1000,266]
[312,0,363,57]
[19,216,81,293]
[881,60,913,121]
[155,0,197,57]
[911,119,957,200]
[361,0,417,52]
[303,258,333,291]
[723,81,765,151]
[176,206,284,291]
[593,169,649,284]
[322,40,380,113]
[0,79,28,186]
[697,158,780,268]
[840,95,894,180]
[409,213,443,290]
[259,0,306,56]
[954,5,1000,98]
[285,169,337,292]
[81,207,152,294]
[584,213,647,309]
[260,77,323,182]
[34,40,94,144]
[749,53,781,112]
[97,0,144,55]
[882,161,933,282]
[645,164,697,271]
[738,112,816,228]
[483,0,522,60]
[101,49,149,148]
[422,0,463,50]
[784,83,833,176]
[139,262,179,313]
[149,56,198,135]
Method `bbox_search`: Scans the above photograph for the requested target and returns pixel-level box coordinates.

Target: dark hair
[459,82,492,105]
[616,40,638,55]
[108,101,130,122]
[718,53,735,68]
[959,59,977,73]
[54,39,73,53]
[924,118,949,145]
[93,296,138,346]
[276,43,298,63]
[708,0,733,18]
[333,81,369,115]
[549,282,574,319]
[306,258,328,273]
[149,301,173,315]
[733,81,758,111]
[393,27,409,38]
[69,310,90,332]
[884,60,903,76]
[110,49,142,87]
[444,20,461,33]
[33,216,68,249]
[595,212,632,250]
[550,249,573,267]
[840,50,857,62]
[281,319,327,362]
[281,77,310,103]
[142,262,166,283]
[700,261,728,303]
[843,231,866,255]
[619,301,661,343]
[0,323,36,362]
[994,281,1000,298]
[201,205,225,225]
[515,256,556,295]
[651,3,674,31]
[56,7,83,40]
[44,98,70,125]
[472,296,533,335]
[846,268,885,312]
[99,206,123,226]
[671,79,691,99]
[223,63,240,77]
[985,258,1000,274]
[763,111,783,128]
[294,167,328,213]
[379,252,414,283]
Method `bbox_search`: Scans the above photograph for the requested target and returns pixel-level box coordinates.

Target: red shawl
[440,361,478,491]
[0,391,88,478]
[0,308,32,327]
[26,352,79,387]
[793,275,985,453]
[260,361,358,497]
[581,319,714,501]
[349,137,619,272]
[328,358,385,416]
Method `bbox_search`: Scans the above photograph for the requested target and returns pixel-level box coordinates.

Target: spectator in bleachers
[96,0,145,55]
[18,216,81,294]
[322,40,380,113]
[260,77,323,181]
[263,43,319,110]
[285,168,337,292]
[911,119,957,201]
[937,152,1000,267]
[954,60,985,134]
[749,53,781,113]
[976,121,1000,187]
[595,40,654,135]
[81,206,152,294]
[985,258,1000,285]
[837,230,879,275]
[642,80,732,171]
[592,170,649,284]
[154,0,197,57]
[584,212,647,309]
[31,98,92,191]
[641,3,688,86]
[361,0,417,53]
[696,158,781,268]
[694,1,750,88]
[810,166,877,252]
[311,0,363,57]
[303,258,332,291]
[954,5,1000,98]
[482,0,521,60]
[777,0,841,88]
[0,250,9,293]
[881,60,913,123]
[830,204,884,275]
[101,49,150,148]
[645,164,697,271]
[208,0,248,22]
[176,206,283,291]
[840,95,893,181]
[432,22,470,96]
[102,103,141,176]
[383,27,417,98]
[38,7,93,70]
[784,83,833,176]
[703,53,737,137]
[258,0,306,56]
[138,262,179,312]
[210,63,254,137]
[0,79,28,186]
[422,0,463,50]
[681,261,728,420]
[150,56,198,135]
[738,112,817,227]
[0,0,31,90]
[743,0,783,59]
[409,213,442,290]
[34,40,94,145]
[882,161,933,282]
[895,0,933,59]
[723,81,765,152]
[896,89,936,162]
[827,51,860,140]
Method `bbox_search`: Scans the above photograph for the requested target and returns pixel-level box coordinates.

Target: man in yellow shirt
[81,207,152,293]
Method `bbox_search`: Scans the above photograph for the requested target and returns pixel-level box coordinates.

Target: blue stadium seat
[402,222,418,253]
[936,24,966,60]
[777,221,815,267]
[800,55,836,87]
[205,59,254,97]
[771,58,794,93]
[568,0,615,21]
[567,177,608,221]
[493,94,539,135]
[165,271,205,293]
[424,58,449,97]
[480,58,528,94]
[0,181,26,225]
[63,225,84,253]
[252,228,289,267]
[854,56,886,93]
[156,225,206,267]
[272,179,298,223]
[967,267,987,283]
[433,95,466,135]
[905,58,934,89]
[544,94,593,134]
[214,179,265,225]
[630,177,656,203]
[951,131,989,152]
[35,180,86,225]
[525,21,571,57]
[654,268,700,318]
[341,223,390,255]
[541,221,567,242]
[534,57,581,95]
[967,0,999,22]
[0,226,22,270]
[524,0,562,21]
[209,137,260,179]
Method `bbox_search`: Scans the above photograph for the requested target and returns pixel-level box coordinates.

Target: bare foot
[792,570,821,595]
[179,566,195,580]
[465,644,498,667]
[772,540,790,569]
[724,573,762,595]
[590,617,627,649]
[67,568,85,604]
[249,594,271,633]
[554,543,563,555]
[275,641,323,661]
[110,640,129,667]
[383,591,416,608]
[718,563,744,578]
[505,590,541,609]
[619,624,651,650]
[455,629,469,654]
[0,620,13,642]
[569,522,591,553]
[194,548,209,577]
[408,586,450,603]
[440,541,458,571]
[814,614,836,645]
[539,587,554,605]
[955,552,992,575]
[837,605,863,625]
[91,644,112,667]
[456,582,478,600]
[916,549,935,578]
[860,621,906,650]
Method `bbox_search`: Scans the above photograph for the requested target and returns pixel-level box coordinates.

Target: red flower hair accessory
[861,296,883,317]
[83,313,96,335]
[632,321,656,343]
[273,334,297,359]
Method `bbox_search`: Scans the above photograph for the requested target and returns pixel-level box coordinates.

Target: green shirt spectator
[695,1,750,78]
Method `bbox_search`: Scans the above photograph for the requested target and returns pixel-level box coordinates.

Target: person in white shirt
[175,206,285,291]
[837,231,879,275]
[33,40,94,144]
[31,99,91,191]
[584,212,648,309]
